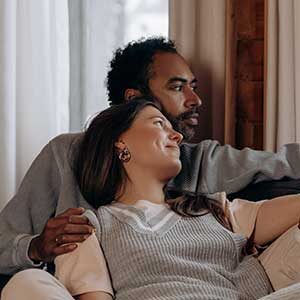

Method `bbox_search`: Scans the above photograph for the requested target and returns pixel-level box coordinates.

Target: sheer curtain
[68,0,123,131]
[264,0,300,151]
[0,0,167,210]
[0,0,69,210]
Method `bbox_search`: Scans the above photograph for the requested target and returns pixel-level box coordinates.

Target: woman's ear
[124,88,142,101]
[115,140,131,163]
[114,140,126,151]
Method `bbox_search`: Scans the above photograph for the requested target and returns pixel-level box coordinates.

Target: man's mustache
[177,108,199,123]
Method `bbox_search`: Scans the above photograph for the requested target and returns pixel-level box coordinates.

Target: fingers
[56,207,85,218]
[55,233,91,246]
[56,223,94,236]
[53,243,78,256]
[69,215,91,224]
[29,207,96,263]
[47,215,91,229]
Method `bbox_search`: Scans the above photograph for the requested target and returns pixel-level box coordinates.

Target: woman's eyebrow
[148,116,166,121]
[148,116,173,128]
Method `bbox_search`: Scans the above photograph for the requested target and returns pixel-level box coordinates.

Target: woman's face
[117,105,183,181]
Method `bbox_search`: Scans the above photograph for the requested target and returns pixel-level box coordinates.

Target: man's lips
[183,113,199,126]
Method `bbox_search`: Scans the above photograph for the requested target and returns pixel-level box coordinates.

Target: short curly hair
[106,37,178,105]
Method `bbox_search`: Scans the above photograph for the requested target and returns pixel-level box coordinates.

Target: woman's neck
[116,178,166,205]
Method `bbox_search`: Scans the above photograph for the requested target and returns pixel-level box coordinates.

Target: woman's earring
[118,147,131,163]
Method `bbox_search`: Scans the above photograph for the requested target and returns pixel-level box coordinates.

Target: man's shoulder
[46,133,84,166]
[180,139,220,152]
[49,132,83,150]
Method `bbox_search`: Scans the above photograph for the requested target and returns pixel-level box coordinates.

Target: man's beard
[160,108,199,142]
[142,94,199,142]
[175,108,199,141]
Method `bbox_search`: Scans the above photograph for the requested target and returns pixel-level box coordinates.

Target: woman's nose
[170,130,183,145]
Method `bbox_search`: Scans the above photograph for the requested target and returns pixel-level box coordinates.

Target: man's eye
[171,85,183,92]
[191,85,197,91]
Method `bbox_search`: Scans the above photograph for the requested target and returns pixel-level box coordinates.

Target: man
[1,37,300,280]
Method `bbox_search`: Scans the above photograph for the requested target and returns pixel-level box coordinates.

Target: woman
[55,98,300,300]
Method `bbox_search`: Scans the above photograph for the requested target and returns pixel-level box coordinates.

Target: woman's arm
[253,194,300,245]
[55,232,114,298]
[77,291,113,300]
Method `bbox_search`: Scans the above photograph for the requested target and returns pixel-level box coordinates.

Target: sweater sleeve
[207,192,265,238]
[55,210,113,297]
[226,198,265,238]
[171,140,300,195]
[0,134,80,275]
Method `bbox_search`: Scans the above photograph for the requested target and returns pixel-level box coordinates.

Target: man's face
[148,52,202,140]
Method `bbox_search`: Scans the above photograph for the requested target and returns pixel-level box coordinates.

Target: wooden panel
[237,40,264,81]
[234,0,264,150]
[237,81,263,122]
[236,120,263,150]
[236,0,264,40]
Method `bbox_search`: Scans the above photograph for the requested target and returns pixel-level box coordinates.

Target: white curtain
[0,0,129,210]
[169,0,235,144]
[0,0,69,210]
[68,0,123,131]
[264,0,300,151]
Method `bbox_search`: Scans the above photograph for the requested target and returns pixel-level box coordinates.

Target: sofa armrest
[228,178,300,202]
[0,274,12,294]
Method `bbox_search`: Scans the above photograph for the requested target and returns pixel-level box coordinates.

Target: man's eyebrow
[167,77,198,84]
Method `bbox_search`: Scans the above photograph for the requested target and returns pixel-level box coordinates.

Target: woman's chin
[163,162,182,180]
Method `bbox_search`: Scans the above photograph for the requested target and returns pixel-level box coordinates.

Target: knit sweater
[94,204,273,300]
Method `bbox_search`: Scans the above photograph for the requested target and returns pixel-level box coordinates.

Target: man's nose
[184,87,202,108]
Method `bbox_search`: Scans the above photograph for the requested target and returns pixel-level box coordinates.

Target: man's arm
[0,134,93,274]
[170,140,300,195]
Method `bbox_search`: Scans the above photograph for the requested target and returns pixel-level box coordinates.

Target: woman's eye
[154,120,164,126]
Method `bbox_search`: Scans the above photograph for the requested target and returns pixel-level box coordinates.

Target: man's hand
[28,207,94,263]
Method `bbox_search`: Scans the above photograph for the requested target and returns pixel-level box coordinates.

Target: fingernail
[69,244,77,249]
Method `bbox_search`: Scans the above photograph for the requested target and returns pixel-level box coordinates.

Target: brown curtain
[169,0,236,145]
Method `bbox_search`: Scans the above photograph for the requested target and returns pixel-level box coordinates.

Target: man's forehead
[151,52,193,79]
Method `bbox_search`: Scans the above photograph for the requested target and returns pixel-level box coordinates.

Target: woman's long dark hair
[75,98,160,209]
[75,98,232,233]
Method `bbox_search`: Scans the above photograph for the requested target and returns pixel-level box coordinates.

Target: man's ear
[124,88,142,101]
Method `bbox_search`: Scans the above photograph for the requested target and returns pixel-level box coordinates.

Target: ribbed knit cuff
[13,234,43,269]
